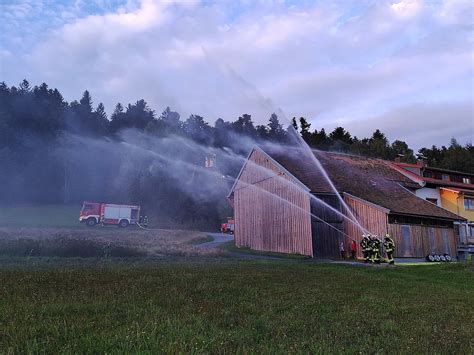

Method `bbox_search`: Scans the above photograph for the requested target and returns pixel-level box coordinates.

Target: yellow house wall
[440,189,474,222]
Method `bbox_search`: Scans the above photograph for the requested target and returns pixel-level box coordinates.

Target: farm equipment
[79,201,140,228]
[220,217,235,234]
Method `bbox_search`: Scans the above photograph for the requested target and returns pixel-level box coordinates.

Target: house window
[426,198,438,205]
[442,174,450,181]
[464,198,474,211]
[463,177,471,184]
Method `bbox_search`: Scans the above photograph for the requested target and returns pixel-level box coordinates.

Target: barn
[228,145,464,258]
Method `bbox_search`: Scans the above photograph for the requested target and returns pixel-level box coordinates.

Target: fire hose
[135,223,171,232]
[136,222,148,230]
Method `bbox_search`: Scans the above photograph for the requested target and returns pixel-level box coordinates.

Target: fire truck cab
[79,201,140,228]
[220,217,235,234]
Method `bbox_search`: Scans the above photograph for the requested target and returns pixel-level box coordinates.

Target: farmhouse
[389,160,474,254]
[228,145,464,258]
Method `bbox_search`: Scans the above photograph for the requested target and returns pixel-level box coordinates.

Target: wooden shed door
[441,229,450,254]
[310,194,343,258]
[400,225,412,257]
[427,228,436,254]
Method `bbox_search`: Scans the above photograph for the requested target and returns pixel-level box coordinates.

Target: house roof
[390,163,474,190]
[258,145,464,221]
[440,187,474,196]
[395,162,474,177]
[423,177,474,189]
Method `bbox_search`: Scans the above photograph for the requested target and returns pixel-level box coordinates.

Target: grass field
[0,227,223,258]
[0,259,472,353]
[0,205,81,228]
[0,204,223,258]
[220,240,311,259]
[1,205,472,352]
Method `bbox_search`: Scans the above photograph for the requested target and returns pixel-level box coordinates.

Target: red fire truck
[79,201,140,228]
[220,217,235,234]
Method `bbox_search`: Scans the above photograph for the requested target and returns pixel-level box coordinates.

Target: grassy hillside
[0,205,82,228]
[0,259,472,353]
[0,227,222,258]
[0,205,221,231]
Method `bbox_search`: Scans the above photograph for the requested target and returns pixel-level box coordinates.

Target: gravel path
[197,234,429,264]
[196,233,234,249]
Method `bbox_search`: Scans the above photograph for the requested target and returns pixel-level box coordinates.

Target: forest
[1,80,472,228]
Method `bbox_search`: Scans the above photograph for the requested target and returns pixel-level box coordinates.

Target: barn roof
[258,145,464,221]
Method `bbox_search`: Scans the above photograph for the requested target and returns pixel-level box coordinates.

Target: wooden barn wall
[343,195,388,258]
[388,223,456,257]
[311,194,344,258]
[234,149,313,256]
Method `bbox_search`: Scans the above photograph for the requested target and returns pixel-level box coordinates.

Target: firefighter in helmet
[384,233,395,264]
[360,234,370,263]
[372,236,381,264]
[139,215,149,228]
[366,235,373,263]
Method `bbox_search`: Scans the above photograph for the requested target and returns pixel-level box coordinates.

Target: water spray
[120,139,359,242]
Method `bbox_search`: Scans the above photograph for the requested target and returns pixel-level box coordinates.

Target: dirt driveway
[197,233,234,249]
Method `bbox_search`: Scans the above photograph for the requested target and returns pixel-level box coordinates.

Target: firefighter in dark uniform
[384,233,395,264]
[375,238,382,264]
[139,215,149,228]
[367,235,374,264]
[373,236,381,264]
[360,234,370,263]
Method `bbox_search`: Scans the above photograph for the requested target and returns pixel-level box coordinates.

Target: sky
[0,0,473,150]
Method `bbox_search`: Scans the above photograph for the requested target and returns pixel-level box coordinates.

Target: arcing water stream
[285,126,368,234]
[121,136,368,242]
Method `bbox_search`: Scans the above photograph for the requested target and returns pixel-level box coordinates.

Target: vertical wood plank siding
[342,195,457,257]
[234,149,313,256]
[343,195,388,258]
[388,224,456,257]
[233,149,457,259]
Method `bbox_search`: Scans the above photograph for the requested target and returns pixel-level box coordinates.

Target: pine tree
[79,90,93,112]
[299,117,312,142]
[19,79,30,92]
[291,117,298,131]
[268,113,284,141]
[95,103,107,121]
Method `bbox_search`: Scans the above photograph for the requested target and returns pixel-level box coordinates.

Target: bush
[0,237,144,258]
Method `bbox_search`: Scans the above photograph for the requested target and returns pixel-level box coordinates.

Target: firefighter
[384,233,395,264]
[366,235,372,263]
[370,234,379,264]
[373,236,381,264]
[360,234,370,263]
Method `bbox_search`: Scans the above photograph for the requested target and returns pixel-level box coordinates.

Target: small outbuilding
[228,145,464,258]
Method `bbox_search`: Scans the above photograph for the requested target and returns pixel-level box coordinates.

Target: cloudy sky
[1,0,473,149]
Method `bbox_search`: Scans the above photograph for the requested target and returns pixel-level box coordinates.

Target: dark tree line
[1,80,472,227]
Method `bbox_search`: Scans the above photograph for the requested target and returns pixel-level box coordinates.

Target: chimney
[205,154,216,168]
[416,153,427,167]
[394,153,404,163]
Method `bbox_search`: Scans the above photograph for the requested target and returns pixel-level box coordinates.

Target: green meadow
[0,258,472,354]
[0,205,81,228]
